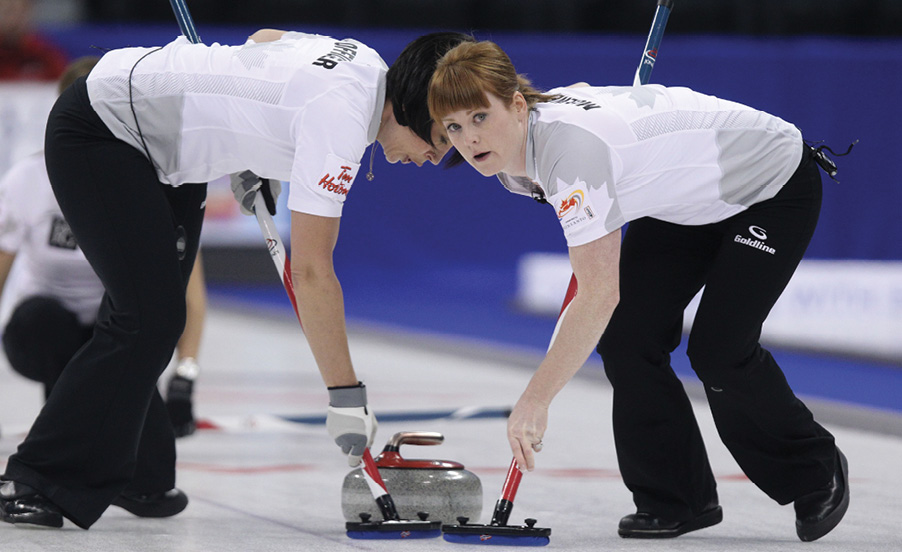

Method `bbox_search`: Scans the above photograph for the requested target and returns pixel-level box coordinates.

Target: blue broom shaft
[555,0,675,350]
[169,0,201,44]
[634,0,673,86]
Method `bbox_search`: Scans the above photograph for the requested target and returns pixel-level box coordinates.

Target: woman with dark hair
[429,40,848,543]
[0,30,473,530]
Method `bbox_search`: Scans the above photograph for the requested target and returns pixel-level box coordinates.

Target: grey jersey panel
[530,120,622,229]
[630,108,800,207]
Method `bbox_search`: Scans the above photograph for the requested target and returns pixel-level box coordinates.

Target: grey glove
[165,357,200,438]
[230,170,282,216]
[326,382,378,467]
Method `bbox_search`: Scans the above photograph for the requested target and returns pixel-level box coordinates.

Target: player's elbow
[575,274,620,316]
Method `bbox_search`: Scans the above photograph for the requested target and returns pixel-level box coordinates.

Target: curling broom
[551,0,674,349]
[442,458,550,546]
[345,449,442,539]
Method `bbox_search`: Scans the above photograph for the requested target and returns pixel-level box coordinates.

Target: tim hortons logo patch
[317,154,360,198]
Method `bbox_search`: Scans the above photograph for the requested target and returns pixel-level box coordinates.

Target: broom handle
[168,0,302,329]
[360,448,401,521]
[550,0,674,350]
[490,458,523,526]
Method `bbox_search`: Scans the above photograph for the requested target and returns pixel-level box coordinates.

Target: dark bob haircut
[385,31,475,147]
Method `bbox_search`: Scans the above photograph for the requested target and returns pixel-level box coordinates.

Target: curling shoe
[0,480,63,528]
[112,488,188,518]
[795,449,849,542]
[618,505,722,538]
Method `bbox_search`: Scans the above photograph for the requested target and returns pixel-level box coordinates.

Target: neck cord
[128,47,164,169]
[365,142,377,181]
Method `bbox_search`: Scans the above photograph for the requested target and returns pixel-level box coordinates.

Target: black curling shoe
[0,480,63,528]
[618,505,723,538]
[795,449,849,542]
[112,488,189,518]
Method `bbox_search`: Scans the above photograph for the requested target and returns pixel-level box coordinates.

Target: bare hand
[507,394,549,472]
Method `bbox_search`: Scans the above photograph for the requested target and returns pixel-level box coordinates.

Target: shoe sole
[619,506,723,539]
[1,490,64,529]
[6,519,64,529]
[1,509,64,529]
[112,492,188,518]
[796,450,849,542]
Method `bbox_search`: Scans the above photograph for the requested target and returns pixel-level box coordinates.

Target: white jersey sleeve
[535,121,621,247]
[0,157,31,254]
[286,82,374,217]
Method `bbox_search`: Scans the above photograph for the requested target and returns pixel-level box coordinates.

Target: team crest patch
[556,189,584,220]
[551,177,596,234]
[48,215,77,250]
[316,154,360,199]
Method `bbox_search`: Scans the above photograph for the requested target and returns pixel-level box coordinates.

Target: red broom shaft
[559,275,578,318]
[361,449,400,520]
[281,257,302,327]
[500,458,523,501]
[490,458,523,526]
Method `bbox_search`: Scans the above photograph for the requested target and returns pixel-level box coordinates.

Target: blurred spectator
[0,0,67,80]
[0,56,208,438]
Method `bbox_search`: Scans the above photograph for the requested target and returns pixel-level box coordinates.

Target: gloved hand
[165,357,200,438]
[326,382,377,467]
[230,170,282,216]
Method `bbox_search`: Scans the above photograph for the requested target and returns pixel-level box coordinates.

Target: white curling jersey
[497,85,804,247]
[0,152,105,325]
[87,32,388,218]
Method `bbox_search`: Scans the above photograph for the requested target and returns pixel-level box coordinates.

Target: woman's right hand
[507,392,549,472]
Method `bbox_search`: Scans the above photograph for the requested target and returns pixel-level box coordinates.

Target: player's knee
[686,329,756,386]
[686,331,720,373]
[7,296,75,334]
[597,319,633,366]
[3,297,79,379]
[143,299,187,347]
[111,293,186,354]
[597,318,651,385]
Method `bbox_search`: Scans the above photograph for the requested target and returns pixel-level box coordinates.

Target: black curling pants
[597,149,837,522]
[3,77,206,529]
[3,296,93,399]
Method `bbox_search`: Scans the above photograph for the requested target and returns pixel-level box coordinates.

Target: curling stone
[342,431,482,524]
